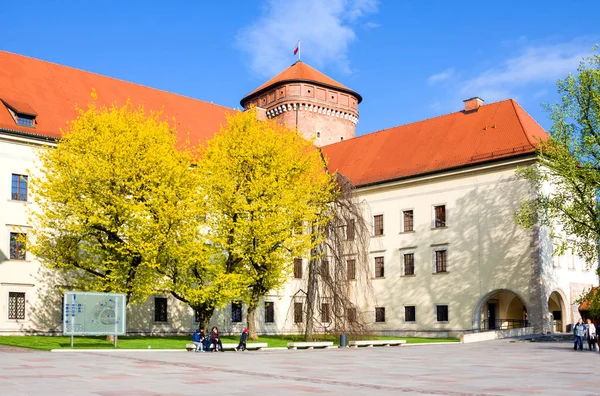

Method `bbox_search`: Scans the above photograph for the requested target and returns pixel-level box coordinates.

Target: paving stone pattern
[0,340,598,395]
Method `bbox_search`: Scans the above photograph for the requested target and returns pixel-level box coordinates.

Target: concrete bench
[185,342,268,352]
[287,341,335,350]
[348,340,406,348]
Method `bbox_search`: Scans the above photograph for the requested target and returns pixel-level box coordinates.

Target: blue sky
[2,0,598,136]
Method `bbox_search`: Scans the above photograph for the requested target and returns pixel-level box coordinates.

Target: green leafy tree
[198,109,336,339]
[516,48,600,312]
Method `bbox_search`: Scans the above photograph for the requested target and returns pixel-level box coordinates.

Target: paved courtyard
[0,340,598,395]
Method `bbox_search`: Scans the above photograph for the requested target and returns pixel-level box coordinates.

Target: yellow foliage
[30,98,247,306]
[198,108,337,304]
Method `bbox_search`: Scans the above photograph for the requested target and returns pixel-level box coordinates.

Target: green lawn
[0,334,459,351]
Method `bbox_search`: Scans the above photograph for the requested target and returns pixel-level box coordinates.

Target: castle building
[0,50,595,336]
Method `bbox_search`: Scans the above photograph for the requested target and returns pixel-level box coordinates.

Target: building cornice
[355,153,537,192]
[240,78,363,107]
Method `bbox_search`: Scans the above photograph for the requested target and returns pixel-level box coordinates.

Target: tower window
[316,131,321,138]
[340,137,344,141]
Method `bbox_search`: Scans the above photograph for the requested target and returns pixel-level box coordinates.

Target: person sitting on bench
[192,328,206,352]
[210,326,224,352]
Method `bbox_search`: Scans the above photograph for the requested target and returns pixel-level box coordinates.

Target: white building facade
[0,51,595,336]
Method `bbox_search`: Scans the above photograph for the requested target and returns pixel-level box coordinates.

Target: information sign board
[63,292,126,336]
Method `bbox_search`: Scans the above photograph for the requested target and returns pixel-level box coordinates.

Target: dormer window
[16,115,35,127]
[1,98,37,129]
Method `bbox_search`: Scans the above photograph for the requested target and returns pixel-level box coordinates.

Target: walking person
[573,318,586,351]
[235,328,248,351]
[210,326,224,352]
[586,319,597,351]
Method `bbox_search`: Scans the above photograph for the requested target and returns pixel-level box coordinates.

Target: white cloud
[427,38,596,113]
[427,68,454,85]
[364,21,381,30]
[236,0,379,77]
[460,39,592,100]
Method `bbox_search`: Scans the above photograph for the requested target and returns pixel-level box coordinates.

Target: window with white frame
[402,210,414,232]
[10,232,26,260]
[402,252,415,276]
[11,174,28,201]
[432,246,448,273]
[404,306,416,322]
[375,307,386,323]
[8,292,26,320]
[373,214,384,236]
[231,302,242,323]
[436,304,449,322]
[432,205,446,228]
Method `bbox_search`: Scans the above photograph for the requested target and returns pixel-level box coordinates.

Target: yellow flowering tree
[198,109,336,339]
[30,96,226,308]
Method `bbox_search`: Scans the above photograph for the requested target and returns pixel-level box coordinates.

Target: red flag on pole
[294,41,300,60]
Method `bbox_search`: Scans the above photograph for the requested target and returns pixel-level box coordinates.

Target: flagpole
[298,40,301,61]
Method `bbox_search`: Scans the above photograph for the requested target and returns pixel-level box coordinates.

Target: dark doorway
[488,303,497,330]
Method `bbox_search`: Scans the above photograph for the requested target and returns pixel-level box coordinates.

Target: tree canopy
[516,49,600,266]
[30,95,221,304]
[197,109,337,338]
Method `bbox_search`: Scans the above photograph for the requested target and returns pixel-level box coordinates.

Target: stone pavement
[0,339,598,395]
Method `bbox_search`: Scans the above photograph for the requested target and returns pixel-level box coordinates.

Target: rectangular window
[373,215,384,236]
[294,302,303,324]
[347,307,357,323]
[8,292,26,320]
[347,259,356,280]
[321,259,329,279]
[375,256,384,278]
[434,205,446,228]
[403,253,415,276]
[403,210,413,232]
[294,258,303,279]
[435,250,447,273]
[154,297,168,322]
[11,174,28,201]
[346,220,355,241]
[375,307,386,323]
[231,302,242,323]
[321,303,330,323]
[436,305,449,322]
[10,232,26,260]
[405,306,416,322]
[265,301,275,323]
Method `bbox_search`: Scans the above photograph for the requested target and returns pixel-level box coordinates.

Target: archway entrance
[474,290,528,331]
[548,291,567,333]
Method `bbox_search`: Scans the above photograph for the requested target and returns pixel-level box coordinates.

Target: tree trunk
[191,304,214,332]
[305,256,318,341]
[247,297,259,341]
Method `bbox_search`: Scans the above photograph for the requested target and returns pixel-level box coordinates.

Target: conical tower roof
[241,61,361,106]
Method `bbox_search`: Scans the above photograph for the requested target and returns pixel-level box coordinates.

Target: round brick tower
[240,61,362,147]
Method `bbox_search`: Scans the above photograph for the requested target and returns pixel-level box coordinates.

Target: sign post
[63,292,126,347]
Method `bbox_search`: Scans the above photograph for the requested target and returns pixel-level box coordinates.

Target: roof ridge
[0,50,236,112]
[328,98,515,147]
[509,99,546,147]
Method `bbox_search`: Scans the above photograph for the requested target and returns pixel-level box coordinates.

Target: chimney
[463,97,484,112]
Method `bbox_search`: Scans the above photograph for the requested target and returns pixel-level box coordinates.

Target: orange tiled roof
[322,99,549,186]
[241,61,361,105]
[580,287,598,311]
[0,51,235,142]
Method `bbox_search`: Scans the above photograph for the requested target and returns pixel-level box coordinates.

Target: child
[235,328,248,351]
